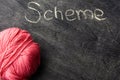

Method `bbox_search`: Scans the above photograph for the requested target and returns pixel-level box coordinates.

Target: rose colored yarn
[0,27,40,80]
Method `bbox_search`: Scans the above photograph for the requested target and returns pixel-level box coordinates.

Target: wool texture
[0,27,40,80]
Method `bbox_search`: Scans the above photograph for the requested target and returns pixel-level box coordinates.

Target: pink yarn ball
[0,27,40,80]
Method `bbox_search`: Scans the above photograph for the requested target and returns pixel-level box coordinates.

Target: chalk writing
[25,1,106,23]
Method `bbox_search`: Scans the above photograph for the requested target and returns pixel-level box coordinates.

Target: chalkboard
[0,0,120,80]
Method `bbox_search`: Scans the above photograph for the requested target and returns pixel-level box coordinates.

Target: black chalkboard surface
[0,0,120,80]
